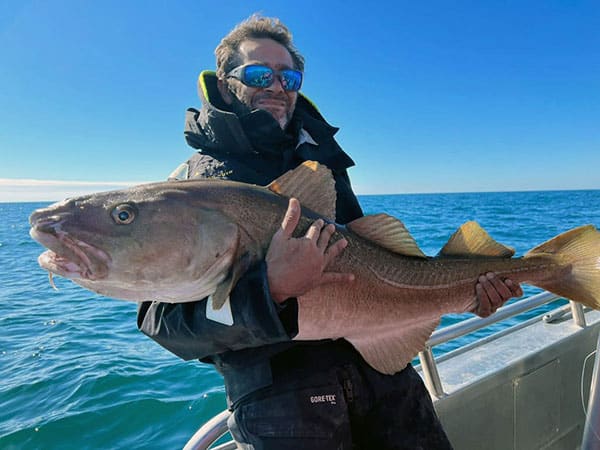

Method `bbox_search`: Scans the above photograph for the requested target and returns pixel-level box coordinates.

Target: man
[138,15,522,449]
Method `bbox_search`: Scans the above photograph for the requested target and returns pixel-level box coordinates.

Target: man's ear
[217,79,233,105]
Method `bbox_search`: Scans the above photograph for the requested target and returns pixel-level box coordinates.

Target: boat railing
[182,410,234,450]
[182,292,586,450]
[419,291,586,398]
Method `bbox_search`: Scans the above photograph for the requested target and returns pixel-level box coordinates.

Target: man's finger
[316,223,336,249]
[280,198,301,238]
[479,275,502,307]
[306,219,324,241]
[486,273,512,306]
[475,284,492,317]
[506,279,523,297]
[324,238,348,265]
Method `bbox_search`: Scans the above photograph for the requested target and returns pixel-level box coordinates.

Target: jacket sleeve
[137,261,298,361]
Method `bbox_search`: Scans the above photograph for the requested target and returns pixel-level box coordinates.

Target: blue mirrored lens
[280,69,303,91]
[243,65,274,88]
[238,65,302,91]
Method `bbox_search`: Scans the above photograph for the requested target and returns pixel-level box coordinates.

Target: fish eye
[111,204,137,225]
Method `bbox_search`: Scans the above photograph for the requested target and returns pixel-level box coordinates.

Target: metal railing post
[571,301,587,328]
[419,347,446,398]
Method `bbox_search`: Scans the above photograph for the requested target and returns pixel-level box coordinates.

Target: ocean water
[1,190,599,449]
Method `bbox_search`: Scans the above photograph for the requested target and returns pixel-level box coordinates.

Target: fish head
[29,182,241,302]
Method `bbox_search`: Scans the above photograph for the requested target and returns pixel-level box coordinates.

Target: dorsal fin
[267,161,336,221]
[439,221,515,258]
[347,214,426,258]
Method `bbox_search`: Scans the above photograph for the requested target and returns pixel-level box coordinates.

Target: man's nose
[265,75,285,93]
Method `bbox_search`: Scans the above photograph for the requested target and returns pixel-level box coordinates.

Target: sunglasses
[226,64,303,92]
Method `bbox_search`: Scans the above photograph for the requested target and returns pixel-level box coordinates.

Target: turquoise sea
[1,190,600,449]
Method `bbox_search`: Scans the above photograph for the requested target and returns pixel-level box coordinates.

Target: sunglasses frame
[226,64,303,92]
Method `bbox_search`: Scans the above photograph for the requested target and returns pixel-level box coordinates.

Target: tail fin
[525,225,600,309]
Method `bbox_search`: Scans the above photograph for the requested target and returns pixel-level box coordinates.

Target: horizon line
[1,177,598,204]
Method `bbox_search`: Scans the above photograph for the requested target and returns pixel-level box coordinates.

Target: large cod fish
[29,161,600,374]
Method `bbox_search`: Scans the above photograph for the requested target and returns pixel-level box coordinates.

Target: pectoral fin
[210,271,235,310]
[209,252,253,310]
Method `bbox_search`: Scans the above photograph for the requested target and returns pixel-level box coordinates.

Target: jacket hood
[184,71,355,170]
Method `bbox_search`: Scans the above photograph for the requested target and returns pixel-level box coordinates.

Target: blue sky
[1,0,598,201]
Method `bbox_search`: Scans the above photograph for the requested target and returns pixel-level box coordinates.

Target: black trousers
[227,359,453,450]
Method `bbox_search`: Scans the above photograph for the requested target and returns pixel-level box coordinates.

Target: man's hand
[474,273,523,317]
[266,198,354,303]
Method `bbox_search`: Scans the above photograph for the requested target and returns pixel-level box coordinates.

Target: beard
[227,87,294,130]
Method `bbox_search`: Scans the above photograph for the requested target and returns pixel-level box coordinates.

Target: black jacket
[137,71,363,404]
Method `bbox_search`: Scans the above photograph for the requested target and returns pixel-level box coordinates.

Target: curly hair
[215,14,305,79]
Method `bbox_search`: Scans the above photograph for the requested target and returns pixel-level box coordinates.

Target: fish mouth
[30,227,111,281]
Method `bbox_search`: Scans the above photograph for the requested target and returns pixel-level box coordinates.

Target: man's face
[219,38,299,129]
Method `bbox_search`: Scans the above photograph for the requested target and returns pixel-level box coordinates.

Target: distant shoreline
[0,179,149,203]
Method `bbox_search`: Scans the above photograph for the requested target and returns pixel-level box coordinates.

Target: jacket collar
[184,71,354,170]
